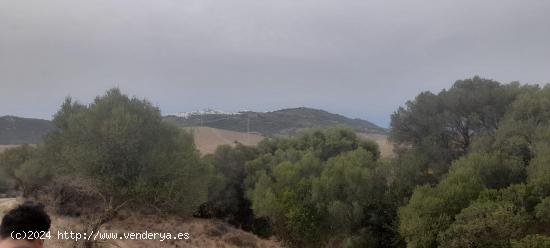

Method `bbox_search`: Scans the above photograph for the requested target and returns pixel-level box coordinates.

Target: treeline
[2,77,550,247]
[392,77,550,247]
[200,128,390,247]
[0,89,213,247]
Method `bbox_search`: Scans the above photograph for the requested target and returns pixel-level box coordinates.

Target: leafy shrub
[244,127,388,247]
[398,153,523,248]
[511,235,550,248]
[20,89,213,215]
[439,199,529,248]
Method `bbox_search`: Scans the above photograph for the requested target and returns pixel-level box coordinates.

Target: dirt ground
[0,198,280,248]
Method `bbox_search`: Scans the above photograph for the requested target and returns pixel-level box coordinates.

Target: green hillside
[164,107,387,136]
[0,116,55,144]
[0,108,386,144]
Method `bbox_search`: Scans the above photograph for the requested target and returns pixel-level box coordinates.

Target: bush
[0,145,35,195]
[196,144,269,235]
[534,197,550,222]
[511,235,550,248]
[439,199,529,248]
[398,153,523,248]
[23,89,213,215]
[244,127,389,247]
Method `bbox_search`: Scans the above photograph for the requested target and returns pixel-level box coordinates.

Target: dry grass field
[1,129,393,158]
[0,145,20,154]
[358,133,394,158]
[189,127,265,155]
[190,126,394,158]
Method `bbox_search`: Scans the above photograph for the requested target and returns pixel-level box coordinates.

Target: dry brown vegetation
[0,198,280,248]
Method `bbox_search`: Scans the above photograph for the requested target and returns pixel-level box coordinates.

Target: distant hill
[0,108,387,146]
[0,116,55,144]
[164,107,387,136]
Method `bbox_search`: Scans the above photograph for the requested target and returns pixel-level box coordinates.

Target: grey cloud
[1,0,550,126]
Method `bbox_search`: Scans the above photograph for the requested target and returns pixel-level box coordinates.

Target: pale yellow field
[0,145,20,154]
[189,127,265,155]
[190,126,394,158]
[358,133,394,158]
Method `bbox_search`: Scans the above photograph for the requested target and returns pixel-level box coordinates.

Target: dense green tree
[248,151,324,246]
[387,149,441,205]
[244,127,388,247]
[398,153,524,248]
[3,89,218,248]
[439,199,529,248]
[396,80,550,248]
[26,89,212,215]
[200,144,259,217]
[390,77,534,180]
[512,235,550,248]
[534,197,550,222]
[197,144,274,236]
[0,145,35,193]
[312,148,390,246]
[312,149,384,233]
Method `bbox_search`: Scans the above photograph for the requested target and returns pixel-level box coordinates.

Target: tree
[439,199,529,248]
[312,148,389,246]
[24,89,213,248]
[390,78,550,247]
[491,86,550,164]
[244,127,388,247]
[197,143,272,236]
[0,145,34,194]
[398,153,524,248]
[534,197,550,222]
[390,77,533,179]
[512,235,550,248]
[44,89,211,213]
[248,151,324,247]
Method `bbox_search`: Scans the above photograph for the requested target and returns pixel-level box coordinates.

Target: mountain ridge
[0,107,387,144]
[0,115,55,144]
[164,107,387,136]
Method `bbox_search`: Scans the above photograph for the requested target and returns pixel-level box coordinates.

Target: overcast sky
[1,0,550,127]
